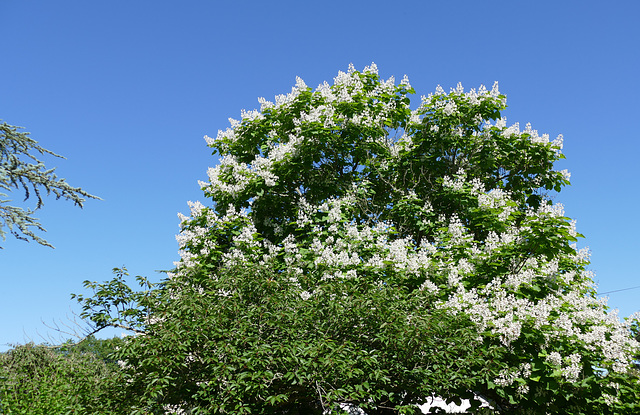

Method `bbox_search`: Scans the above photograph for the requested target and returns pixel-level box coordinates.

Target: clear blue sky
[1,0,638,351]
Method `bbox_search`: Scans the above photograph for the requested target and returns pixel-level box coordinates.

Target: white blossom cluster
[176,186,639,381]
[198,64,413,204]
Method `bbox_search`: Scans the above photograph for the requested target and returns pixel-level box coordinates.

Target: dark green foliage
[105,264,503,414]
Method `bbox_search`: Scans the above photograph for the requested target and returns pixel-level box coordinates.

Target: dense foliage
[0,121,99,248]
[0,337,125,414]
[77,64,640,414]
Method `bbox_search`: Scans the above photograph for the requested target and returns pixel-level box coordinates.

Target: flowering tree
[79,64,640,414]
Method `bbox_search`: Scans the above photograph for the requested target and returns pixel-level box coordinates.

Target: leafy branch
[71,267,160,336]
[0,121,100,247]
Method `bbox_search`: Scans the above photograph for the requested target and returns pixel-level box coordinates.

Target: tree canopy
[77,64,640,414]
[0,121,99,248]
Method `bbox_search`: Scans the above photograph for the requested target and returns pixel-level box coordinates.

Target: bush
[0,338,124,414]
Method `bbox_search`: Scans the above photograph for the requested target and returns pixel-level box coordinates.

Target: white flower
[240,108,263,121]
[603,393,619,406]
[562,353,581,382]
[490,81,501,98]
[363,62,378,74]
[443,101,458,116]
[300,291,312,300]
[552,134,564,150]
[546,351,562,366]
[258,97,274,111]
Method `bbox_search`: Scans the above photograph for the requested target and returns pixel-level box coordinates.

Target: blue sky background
[1,0,638,351]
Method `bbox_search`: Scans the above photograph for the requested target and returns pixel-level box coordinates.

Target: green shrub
[0,338,124,414]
